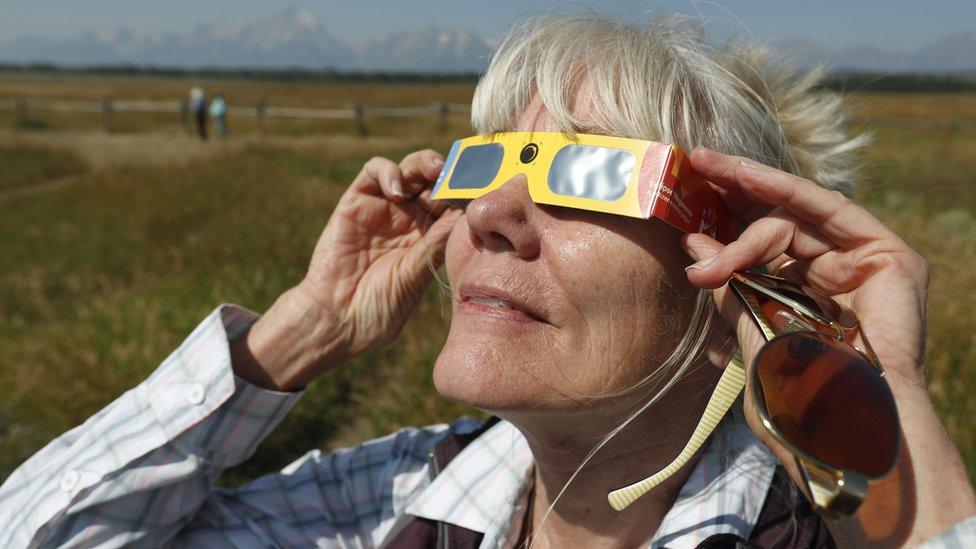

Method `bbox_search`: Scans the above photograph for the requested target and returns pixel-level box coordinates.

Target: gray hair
[471,14,867,195]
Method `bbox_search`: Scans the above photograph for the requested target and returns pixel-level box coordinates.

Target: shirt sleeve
[171,421,455,548]
[918,516,976,548]
[0,305,303,547]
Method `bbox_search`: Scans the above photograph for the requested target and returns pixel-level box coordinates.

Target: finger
[690,147,897,249]
[681,234,768,365]
[399,149,445,197]
[401,208,462,290]
[413,186,449,217]
[352,156,408,202]
[710,181,774,223]
[684,208,836,288]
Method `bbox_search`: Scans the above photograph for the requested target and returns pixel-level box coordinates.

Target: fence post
[942,119,960,160]
[180,99,190,134]
[436,101,448,134]
[15,97,28,120]
[257,98,267,135]
[101,97,113,134]
[354,104,366,136]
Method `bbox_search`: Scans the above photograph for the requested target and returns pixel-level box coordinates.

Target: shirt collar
[405,408,777,548]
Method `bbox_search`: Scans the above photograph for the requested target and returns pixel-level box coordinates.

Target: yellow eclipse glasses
[431,132,736,243]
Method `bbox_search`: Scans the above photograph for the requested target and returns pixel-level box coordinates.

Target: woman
[1,15,974,548]
[209,92,229,138]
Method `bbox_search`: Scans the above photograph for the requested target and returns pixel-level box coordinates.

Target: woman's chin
[433,337,550,412]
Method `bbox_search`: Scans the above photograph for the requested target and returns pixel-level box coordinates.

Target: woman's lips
[458,298,542,323]
[457,284,548,324]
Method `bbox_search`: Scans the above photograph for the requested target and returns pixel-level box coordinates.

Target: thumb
[681,233,724,269]
[401,209,462,291]
[681,233,765,365]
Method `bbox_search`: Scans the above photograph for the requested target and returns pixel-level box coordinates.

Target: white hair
[472,13,867,195]
[469,14,867,545]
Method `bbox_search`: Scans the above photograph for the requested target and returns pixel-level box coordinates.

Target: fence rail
[1,96,972,135]
[0,97,473,135]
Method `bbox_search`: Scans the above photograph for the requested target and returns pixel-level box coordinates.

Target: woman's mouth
[457,285,548,324]
[465,296,518,309]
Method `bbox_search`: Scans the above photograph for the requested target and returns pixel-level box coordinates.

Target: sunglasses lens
[754,332,899,477]
[449,143,504,189]
[548,144,634,201]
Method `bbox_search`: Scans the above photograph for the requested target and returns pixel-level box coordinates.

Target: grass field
[0,74,974,488]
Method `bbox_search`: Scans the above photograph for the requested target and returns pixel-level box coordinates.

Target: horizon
[2,2,976,74]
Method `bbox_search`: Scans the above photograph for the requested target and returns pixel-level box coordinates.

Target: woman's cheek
[444,218,472,285]
[546,228,623,302]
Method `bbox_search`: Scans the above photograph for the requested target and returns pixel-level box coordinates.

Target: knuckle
[400,151,421,164]
[367,156,394,170]
[827,189,850,205]
[883,248,928,281]
[906,250,929,279]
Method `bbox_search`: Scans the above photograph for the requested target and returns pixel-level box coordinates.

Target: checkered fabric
[0,305,973,547]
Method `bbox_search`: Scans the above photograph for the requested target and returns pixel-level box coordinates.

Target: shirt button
[60,469,80,492]
[187,382,206,405]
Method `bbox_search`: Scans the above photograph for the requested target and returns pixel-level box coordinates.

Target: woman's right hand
[232,149,461,391]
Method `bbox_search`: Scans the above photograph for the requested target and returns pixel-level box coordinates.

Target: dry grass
[0,74,973,487]
[0,73,475,137]
[0,143,87,192]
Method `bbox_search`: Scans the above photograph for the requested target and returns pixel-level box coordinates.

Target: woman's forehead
[514,85,603,135]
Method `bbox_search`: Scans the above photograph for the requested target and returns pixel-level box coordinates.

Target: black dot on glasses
[519,143,539,163]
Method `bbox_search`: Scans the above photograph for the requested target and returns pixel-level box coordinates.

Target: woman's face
[434,95,699,412]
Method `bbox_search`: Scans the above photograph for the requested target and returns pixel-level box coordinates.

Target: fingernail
[391,179,404,198]
[432,157,444,167]
[685,255,717,272]
[738,160,759,170]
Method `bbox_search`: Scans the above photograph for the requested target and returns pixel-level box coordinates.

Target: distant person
[209,92,228,138]
[189,87,207,140]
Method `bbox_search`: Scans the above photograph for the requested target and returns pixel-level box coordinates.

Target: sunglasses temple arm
[607,355,747,511]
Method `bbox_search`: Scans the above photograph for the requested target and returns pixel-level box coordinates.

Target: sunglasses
[729,271,900,517]
[608,272,900,516]
[431,132,736,244]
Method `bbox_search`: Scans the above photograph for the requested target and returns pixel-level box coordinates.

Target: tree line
[1,62,974,92]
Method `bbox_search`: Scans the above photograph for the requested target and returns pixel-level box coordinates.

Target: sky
[1,0,974,51]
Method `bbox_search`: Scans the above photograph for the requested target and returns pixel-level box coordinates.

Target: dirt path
[0,173,86,202]
[0,130,434,202]
[0,130,431,171]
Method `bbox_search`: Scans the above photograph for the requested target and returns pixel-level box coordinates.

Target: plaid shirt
[1,305,973,548]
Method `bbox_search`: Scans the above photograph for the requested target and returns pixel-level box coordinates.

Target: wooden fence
[0,97,472,135]
[0,97,973,137]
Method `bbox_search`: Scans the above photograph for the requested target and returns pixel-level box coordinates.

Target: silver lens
[547,144,635,200]
[449,143,504,189]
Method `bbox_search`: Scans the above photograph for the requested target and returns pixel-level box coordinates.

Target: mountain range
[1,7,974,74]
[0,7,494,72]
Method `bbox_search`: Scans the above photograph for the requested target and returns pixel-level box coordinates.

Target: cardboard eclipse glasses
[430,131,736,244]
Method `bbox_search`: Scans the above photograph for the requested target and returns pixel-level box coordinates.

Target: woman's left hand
[680,147,976,546]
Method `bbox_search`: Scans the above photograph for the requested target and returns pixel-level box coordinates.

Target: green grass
[0,144,86,191]
[0,110,973,489]
[858,125,976,478]
[0,141,479,484]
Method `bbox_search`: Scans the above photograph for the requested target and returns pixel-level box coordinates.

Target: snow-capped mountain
[0,7,494,72]
[779,31,976,73]
[1,6,974,73]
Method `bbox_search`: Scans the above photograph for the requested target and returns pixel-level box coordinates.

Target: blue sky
[2,0,974,50]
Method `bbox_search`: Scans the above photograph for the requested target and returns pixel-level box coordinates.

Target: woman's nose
[464,175,541,260]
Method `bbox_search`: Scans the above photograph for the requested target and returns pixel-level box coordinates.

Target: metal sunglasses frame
[728,271,900,518]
